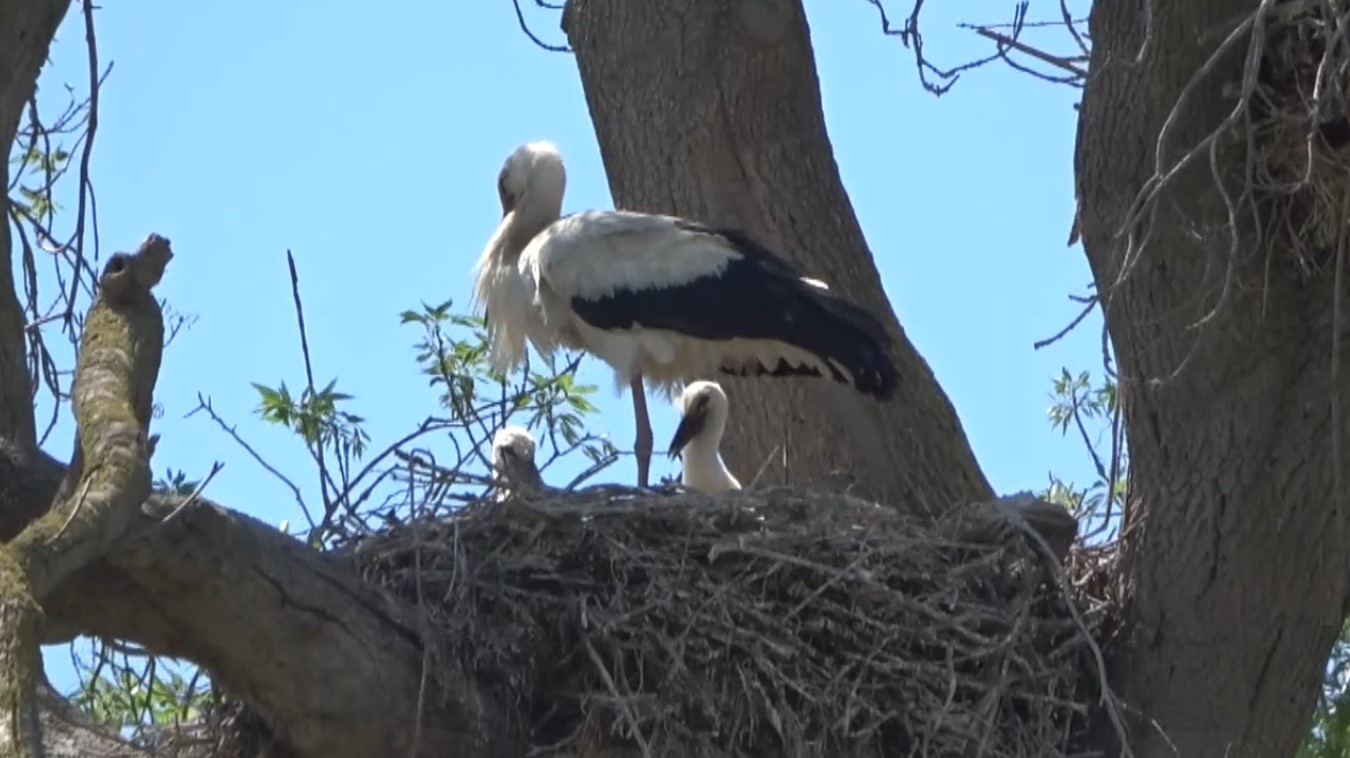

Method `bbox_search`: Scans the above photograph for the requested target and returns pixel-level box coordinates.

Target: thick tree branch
[0,432,522,757]
[0,235,168,756]
[0,0,75,447]
[14,235,168,591]
[50,499,520,757]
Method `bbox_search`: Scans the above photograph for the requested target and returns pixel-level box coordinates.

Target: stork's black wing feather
[568,220,898,400]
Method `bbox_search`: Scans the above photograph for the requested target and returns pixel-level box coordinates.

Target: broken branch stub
[18,233,170,589]
[0,234,171,757]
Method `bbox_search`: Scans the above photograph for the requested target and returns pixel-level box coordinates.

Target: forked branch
[0,234,170,757]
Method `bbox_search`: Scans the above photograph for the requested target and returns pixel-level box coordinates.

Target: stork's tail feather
[812,293,899,400]
[690,225,898,400]
[714,291,898,400]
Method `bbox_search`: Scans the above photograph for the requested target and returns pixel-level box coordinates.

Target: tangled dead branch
[1249,0,1350,271]
[299,487,1118,758]
[1116,0,1350,296]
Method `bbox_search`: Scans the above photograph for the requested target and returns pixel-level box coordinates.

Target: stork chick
[490,425,544,502]
[472,140,899,491]
[668,381,741,494]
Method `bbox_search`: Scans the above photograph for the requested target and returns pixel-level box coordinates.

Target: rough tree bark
[560,0,992,512]
[1071,1,1350,756]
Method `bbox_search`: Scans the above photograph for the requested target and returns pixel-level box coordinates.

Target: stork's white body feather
[682,446,741,495]
[481,209,746,397]
[521,208,745,397]
[516,210,838,398]
[471,218,558,375]
[527,211,740,302]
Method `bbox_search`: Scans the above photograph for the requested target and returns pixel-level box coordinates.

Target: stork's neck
[493,210,551,267]
[511,194,563,249]
[681,438,738,492]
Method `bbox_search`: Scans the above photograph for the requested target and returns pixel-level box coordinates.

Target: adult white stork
[668,381,742,494]
[471,141,898,489]
[489,425,545,502]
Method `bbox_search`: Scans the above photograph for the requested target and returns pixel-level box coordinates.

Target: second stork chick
[490,425,545,501]
[668,381,741,494]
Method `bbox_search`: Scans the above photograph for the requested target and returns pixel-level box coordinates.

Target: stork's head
[668,381,731,459]
[492,425,538,471]
[498,141,566,219]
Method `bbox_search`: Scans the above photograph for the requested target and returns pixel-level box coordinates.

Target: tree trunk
[1075,1,1350,755]
[561,0,992,513]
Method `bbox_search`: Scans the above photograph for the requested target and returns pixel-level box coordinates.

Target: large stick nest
[337,487,1108,757]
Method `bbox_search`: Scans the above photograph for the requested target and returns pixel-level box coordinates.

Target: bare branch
[512,0,571,53]
[284,250,337,518]
[0,0,75,447]
[867,0,1091,95]
[971,26,1086,81]
[62,0,106,328]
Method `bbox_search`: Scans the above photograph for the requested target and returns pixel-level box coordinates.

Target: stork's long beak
[667,404,708,460]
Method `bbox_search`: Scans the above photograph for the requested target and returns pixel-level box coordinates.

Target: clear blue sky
[24,1,1104,697]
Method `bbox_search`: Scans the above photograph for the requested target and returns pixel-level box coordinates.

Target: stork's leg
[630,375,653,489]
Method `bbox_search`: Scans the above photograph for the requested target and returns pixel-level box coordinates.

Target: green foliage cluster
[1041,368,1127,539]
[10,144,72,221]
[251,379,370,467]
[396,299,603,459]
[243,297,614,538]
[69,660,208,744]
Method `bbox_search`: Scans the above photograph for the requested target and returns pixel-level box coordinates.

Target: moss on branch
[0,234,171,758]
[14,235,170,586]
[0,552,41,756]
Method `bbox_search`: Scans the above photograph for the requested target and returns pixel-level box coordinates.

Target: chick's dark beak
[667,402,708,460]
